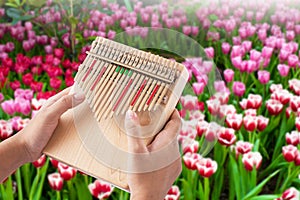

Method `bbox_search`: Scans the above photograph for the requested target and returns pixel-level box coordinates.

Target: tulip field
[1,0,300,199]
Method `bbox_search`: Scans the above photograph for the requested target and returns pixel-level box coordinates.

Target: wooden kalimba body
[43,37,189,190]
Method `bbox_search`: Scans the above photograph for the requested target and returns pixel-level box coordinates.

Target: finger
[46,91,85,119]
[125,110,148,153]
[43,87,72,107]
[148,110,181,151]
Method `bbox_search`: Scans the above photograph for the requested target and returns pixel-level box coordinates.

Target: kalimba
[43,36,189,190]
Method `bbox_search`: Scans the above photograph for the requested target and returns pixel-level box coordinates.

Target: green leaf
[229,155,242,200]
[243,170,280,200]
[6,7,22,19]
[249,195,281,200]
[181,179,193,200]
[75,177,92,200]
[5,2,18,7]
[123,0,132,12]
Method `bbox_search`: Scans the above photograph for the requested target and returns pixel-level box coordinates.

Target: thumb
[125,110,148,154]
[47,92,85,119]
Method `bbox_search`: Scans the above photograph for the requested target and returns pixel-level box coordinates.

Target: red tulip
[256,115,269,132]
[9,116,30,131]
[181,138,199,154]
[244,94,262,109]
[282,145,298,162]
[266,99,283,115]
[281,187,300,200]
[289,79,300,95]
[54,48,64,59]
[217,127,236,147]
[212,92,230,105]
[88,180,114,199]
[196,157,218,178]
[244,109,257,116]
[22,73,34,86]
[219,104,236,118]
[296,117,300,131]
[205,122,221,142]
[50,77,62,90]
[183,152,201,170]
[165,185,180,200]
[189,110,205,121]
[286,131,300,146]
[180,95,198,110]
[196,120,209,137]
[271,89,292,105]
[235,141,253,157]
[226,114,243,131]
[206,99,220,115]
[0,120,13,140]
[48,173,64,191]
[50,158,59,168]
[242,152,262,171]
[57,163,77,181]
[290,96,300,112]
[32,154,47,168]
[270,83,283,93]
[243,115,257,132]
[295,151,300,166]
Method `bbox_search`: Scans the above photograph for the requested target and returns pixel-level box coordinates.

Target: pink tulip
[241,41,252,52]
[257,29,267,41]
[277,64,290,77]
[243,115,257,132]
[257,70,270,84]
[204,47,214,59]
[1,100,16,115]
[88,180,114,199]
[182,26,191,35]
[183,152,201,170]
[223,69,234,83]
[192,82,205,95]
[231,56,242,69]
[221,42,231,54]
[165,185,180,200]
[14,97,31,116]
[287,54,299,68]
[57,163,77,181]
[9,116,30,131]
[279,49,290,62]
[242,152,262,171]
[232,81,245,97]
[196,157,218,178]
[235,141,253,157]
[282,145,298,162]
[48,173,64,191]
[219,104,236,118]
[286,30,295,41]
[261,46,273,59]
[285,131,300,146]
[214,81,227,93]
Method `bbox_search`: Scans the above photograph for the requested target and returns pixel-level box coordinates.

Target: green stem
[15,168,23,200]
[204,178,210,200]
[56,191,61,200]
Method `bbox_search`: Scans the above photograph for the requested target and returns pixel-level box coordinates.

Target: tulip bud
[266,99,283,115]
[282,145,298,162]
[217,127,236,147]
[226,114,243,131]
[183,152,201,170]
[57,163,77,181]
[48,173,64,191]
[242,152,262,171]
[196,157,218,178]
[223,69,234,83]
[88,180,114,199]
[165,185,180,200]
[32,154,47,168]
[281,187,300,200]
[243,115,257,132]
[235,141,253,157]
[232,81,245,97]
[257,70,270,84]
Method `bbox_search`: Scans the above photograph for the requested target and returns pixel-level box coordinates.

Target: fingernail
[73,92,85,105]
[126,109,137,120]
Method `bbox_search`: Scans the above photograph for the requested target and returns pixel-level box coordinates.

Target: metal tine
[86,41,117,100]
[121,51,150,115]
[153,61,176,111]
[76,37,104,84]
[132,54,156,112]
[90,43,123,108]
[138,55,161,112]
[103,49,136,119]
[82,39,113,95]
[143,57,167,111]
[95,45,132,121]
[114,50,143,116]
[91,42,126,112]
[148,59,171,111]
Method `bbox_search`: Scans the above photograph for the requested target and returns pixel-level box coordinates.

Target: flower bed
[0,0,300,199]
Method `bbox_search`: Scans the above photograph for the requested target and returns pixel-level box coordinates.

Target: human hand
[125,110,182,200]
[19,87,85,162]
